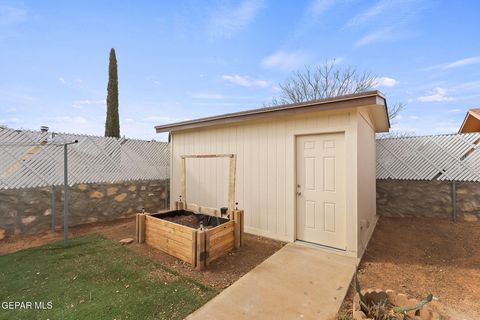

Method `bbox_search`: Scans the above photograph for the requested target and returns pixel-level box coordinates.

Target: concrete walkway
[186,243,357,320]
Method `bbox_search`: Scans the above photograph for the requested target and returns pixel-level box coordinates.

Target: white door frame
[292,128,348,251]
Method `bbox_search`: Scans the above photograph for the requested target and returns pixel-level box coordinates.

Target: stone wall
[0,179,169,239]
[377,180,480,222]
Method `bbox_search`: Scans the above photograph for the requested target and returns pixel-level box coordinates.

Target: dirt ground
[2,216,478,318]
[339,217,480,320]
[0,217,285,290]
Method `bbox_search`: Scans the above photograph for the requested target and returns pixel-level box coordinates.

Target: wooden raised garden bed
[135,202,244,269]
[135,153,244,270]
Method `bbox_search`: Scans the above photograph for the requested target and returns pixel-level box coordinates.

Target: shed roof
[155,90,390,133]
[459,108,480,133]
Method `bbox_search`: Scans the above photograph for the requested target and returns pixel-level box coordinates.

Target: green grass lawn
[0,235,217,320]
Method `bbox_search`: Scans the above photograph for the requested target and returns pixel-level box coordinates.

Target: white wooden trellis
[376,132,480,181]
[0,127,170,189]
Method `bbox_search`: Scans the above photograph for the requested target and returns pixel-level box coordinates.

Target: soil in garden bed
[151,210,230,229]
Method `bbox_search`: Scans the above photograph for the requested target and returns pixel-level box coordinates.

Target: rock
[21,215,37,225]
[107,187,119,196]
[354,289,443,320]
[77,184,88,191]
[128,185,137,192]
[119,238,134,245]
[0,229,5,240]
[463,213,478,222]
[90,191,104,199]
[114,193,127,202]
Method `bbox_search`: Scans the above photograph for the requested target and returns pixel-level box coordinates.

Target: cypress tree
[105,48,120,138]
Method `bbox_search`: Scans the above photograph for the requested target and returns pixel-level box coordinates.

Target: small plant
[352,274,436,320]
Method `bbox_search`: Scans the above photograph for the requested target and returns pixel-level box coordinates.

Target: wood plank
[145,235,192,260]
[233,211,240,249]
[146,215,195,233]
[199,206,219,217]
[145,222,192,240]
[185,203,199,213]
[239,210,244,247]
[196,230,206,270]
[191,230,197,266]
[145,221,193,238]
[210,233,234,249]
[185,202,220,216]
[145,228,192,248]
[209,228,234,245]
[180,157,186,202]
[228,155,237,210]
[205,230,211,267]
[135,214,139,243]
[207,221,235,237]
[145,224,193,243]
[209,241,234,262]
[181,154,234,159]
[209,233,234,249]
[150,244,191,263]
[139,214,146,243]
[208,226,234,243]
[145,235,191,255]
[174,201,185,210]
[148,209,175,216]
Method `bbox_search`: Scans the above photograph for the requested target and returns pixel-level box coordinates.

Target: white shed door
[296,133,346,250]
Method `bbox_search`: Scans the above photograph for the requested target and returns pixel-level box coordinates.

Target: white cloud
[374,77,399,88]
[0,117,20,125]
[207,0,264,39]
[307,0,336,16]
[452,81,480,91]
[347,0,393,27]
[222,75,270,88]
[191,92,225,99]
[261,50,307,70]
[72,99,106,109]
[417,87,454,102]
[59,78,66,85]
[444,56,480,69]
[0,3,27,25]
[41,116,105,136]
[142,116,186,123]
[355,28,392,47]
[349,0,419,47]
[5,107,17,113]
[75,78,82,84]
[447,108,463,114]
[408,115,419,120]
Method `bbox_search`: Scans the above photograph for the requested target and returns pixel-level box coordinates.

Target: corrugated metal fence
[0,127,170,189]
[376,132,480,182]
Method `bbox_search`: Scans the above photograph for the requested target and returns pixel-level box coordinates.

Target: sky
[0,0,479,141]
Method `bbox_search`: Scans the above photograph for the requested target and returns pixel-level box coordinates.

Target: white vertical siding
[357,110,377,256]
[171,109,360,244]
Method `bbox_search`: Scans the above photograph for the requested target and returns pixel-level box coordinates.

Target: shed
[459,108,480,133]
[156,91,390,258]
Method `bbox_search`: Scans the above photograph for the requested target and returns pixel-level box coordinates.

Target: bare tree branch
[387,102,406,123]
[267,60,405,121]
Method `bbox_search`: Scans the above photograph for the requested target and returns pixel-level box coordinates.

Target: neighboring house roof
[155,90,390,133]
[459,108,480,133]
